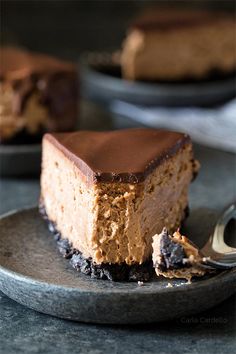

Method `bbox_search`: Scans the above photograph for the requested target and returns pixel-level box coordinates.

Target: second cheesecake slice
[40,128,199,281]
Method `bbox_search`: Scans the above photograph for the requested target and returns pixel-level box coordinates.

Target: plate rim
[0,143,41,155]
[81,55,236,97]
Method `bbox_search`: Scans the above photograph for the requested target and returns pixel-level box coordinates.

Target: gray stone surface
[0,143,236,353]
[0,290,235,354]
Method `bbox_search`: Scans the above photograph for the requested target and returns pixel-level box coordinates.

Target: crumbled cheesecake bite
[152,228,207,281]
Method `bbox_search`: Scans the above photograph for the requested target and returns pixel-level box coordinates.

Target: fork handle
[213,203,236,254]
[201,203,236,269]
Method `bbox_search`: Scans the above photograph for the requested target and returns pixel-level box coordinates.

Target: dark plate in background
[81,53,236,107]
[0,144,41,177]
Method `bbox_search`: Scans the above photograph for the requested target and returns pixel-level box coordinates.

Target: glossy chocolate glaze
[132,9,234,32]
[44,128,191,184]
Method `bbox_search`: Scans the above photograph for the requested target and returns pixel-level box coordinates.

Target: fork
[200,203,236,270]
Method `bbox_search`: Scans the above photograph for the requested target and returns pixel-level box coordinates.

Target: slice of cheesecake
[152,228,206,281]
[40,128,199,281]
[121,8,236,81]
[0,46,78,144]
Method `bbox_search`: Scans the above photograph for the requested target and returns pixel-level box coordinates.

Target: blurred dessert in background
[0,47,78,144]
[121,8,236,81]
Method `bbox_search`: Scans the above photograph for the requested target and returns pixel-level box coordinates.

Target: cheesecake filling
[41,137,197,266]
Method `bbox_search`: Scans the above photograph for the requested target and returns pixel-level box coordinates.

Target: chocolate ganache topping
[132,9,235,32]
[44,128,191,184]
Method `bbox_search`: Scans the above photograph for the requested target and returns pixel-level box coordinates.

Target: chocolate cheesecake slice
[0,46,78,144]
[40,128,199,281]
[121,8,236,81]
[152,228,206,281]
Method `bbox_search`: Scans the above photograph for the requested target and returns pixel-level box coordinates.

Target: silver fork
[200,203,236,270]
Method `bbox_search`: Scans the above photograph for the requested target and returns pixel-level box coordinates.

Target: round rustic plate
[0,144,41,177]
[0,207,235,324]
[81,53,236,107]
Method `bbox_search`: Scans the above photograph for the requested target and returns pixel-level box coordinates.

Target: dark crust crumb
[157,228,186,271]
[39,202,155,282]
